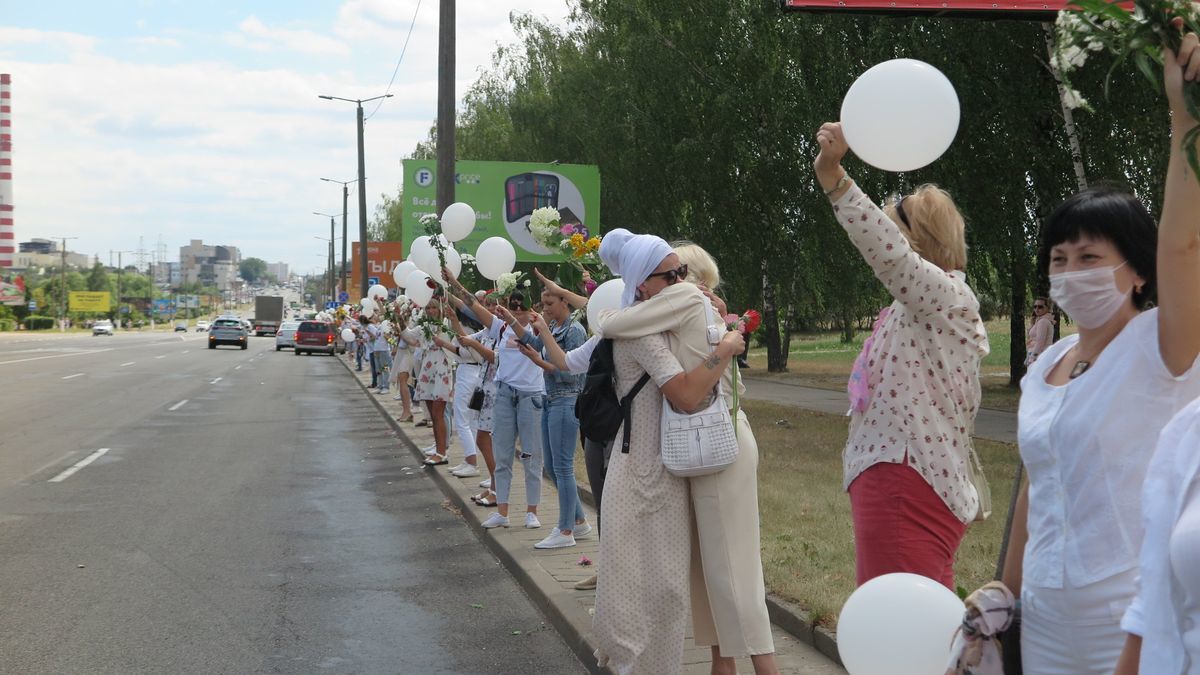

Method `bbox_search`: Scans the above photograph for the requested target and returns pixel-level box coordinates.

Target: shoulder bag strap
[620,373,652,454]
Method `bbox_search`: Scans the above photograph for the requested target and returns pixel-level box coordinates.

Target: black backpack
[575,338,651,453]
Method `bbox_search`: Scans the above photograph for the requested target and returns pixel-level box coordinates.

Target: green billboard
[401,160,601,262]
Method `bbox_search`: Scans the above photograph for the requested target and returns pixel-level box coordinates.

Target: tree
[239,258,268,283]
[87,262,111,293]
[368,189,404,242]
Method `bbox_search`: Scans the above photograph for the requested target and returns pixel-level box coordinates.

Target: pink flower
[560,224,575,236]
[577,555,593,566]
[723,313,739,326]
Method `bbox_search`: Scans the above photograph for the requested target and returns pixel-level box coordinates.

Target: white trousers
[1021,568,1137,674]
[452,364,482,459]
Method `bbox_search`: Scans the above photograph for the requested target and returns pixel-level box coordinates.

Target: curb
[575,477,845,668]
[339,356,612,675]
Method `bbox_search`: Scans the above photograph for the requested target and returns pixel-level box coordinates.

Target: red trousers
[848,460,967,590]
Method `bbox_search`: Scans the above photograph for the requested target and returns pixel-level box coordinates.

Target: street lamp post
[50,236,78,330]
[320,178,359,296]
[317,93,391,300]
[314,211,339,307]
[114,250,134,329]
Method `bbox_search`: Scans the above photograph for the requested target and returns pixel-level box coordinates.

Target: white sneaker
[479,478,492,489]
[524,512,541,529]
[481,513,509,529]
[534,530,576,549]
[573,522,593,539]
[448,463,468,473]
[451,464,480,478]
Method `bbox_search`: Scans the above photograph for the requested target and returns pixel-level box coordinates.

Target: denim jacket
[520,319,587,399]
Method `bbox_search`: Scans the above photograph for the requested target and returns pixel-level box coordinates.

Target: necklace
[1069,360,1091,379]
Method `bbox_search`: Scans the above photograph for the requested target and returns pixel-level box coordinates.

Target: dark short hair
[508,291,528,309]
[1039,183,1157,309]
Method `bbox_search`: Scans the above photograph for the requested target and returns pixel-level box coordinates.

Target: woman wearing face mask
[1025,297,1054,366]
[999,36,1200,672]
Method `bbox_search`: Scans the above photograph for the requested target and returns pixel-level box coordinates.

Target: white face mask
[1048,261,1130,330]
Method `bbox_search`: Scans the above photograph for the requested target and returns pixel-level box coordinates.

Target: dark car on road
[208,318,248,350]
[294,321,336,356]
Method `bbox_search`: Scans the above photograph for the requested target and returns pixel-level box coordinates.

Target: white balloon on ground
[836,572,964,675]
[368,284,389,301]
[475,237,517,280]
[393,260,417,287]
[440,202,477,242]
[840,59,960,173]
[586,278,625,335]
[340,328,355,342]
[405,270,436,307]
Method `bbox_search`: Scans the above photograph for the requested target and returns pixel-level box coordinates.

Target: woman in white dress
[412,301,454,464]
[1000,34,1200,674]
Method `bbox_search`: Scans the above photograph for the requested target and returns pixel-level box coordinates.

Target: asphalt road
[0,330,584,674]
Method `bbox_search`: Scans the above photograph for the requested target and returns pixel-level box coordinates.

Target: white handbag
[660,298,739,477]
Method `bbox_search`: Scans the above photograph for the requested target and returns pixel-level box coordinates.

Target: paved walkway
[740,376,1018,444]
[342,356,846,675]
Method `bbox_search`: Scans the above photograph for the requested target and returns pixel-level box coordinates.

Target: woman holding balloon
[813,122,989,592]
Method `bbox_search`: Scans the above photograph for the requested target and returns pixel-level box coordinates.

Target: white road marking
[155,355,166,359]
[0,349,114,366]
[168,399,188,411]
[210,377,222,384]
[121,361,135,367]
[182,350,190,354]
[234,365,242,370]
[49,448,110,483]
[61,373,84,380]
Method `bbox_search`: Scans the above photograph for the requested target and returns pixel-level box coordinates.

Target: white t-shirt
[1019,308,1200,589]
[565,335,601,375]
[487,320,544,394]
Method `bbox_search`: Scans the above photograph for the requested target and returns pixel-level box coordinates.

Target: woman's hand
[1166,25,1200,129]
[531,313,552,337]
[717,330,745,359]
[697,285,728,316]
[533,267,564,295]
[496,305,516,325]
[814,122,851,192]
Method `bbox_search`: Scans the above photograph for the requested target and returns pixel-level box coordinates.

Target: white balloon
[412,245,441,278]
[440,202,477,242]
[837,573,964,675]
[475,237,517,280]
[405,270,436,307]
[586,278,626,335]
[410,235,432,260]
[368,284,389,301]
[392,260,417,287]
[431,247,462,287]
[359,306,374,319]
[841,59,960,173]
[340,328,355,342]
[360,297,377,312]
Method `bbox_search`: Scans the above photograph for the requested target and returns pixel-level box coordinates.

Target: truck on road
[253,296,285,336]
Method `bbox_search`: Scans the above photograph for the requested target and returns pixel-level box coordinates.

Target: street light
[314,232,340,309]
[319,177,359,296]
[112,249,134,329]
[317,93,392,301]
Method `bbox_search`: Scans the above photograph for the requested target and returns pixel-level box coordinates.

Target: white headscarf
[598,227,673,308]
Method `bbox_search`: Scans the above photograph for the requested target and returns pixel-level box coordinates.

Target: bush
[0,319,14,332]
[25,315,56,330]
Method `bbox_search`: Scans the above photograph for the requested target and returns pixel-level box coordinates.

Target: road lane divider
[155,355,166,359]
[121,361,135,367]
[0,349,114,366]
[61,373,84,380]
[168,400,188,411]
[210,377,222,384]
[234,365,242,370]
[49,448,110,483]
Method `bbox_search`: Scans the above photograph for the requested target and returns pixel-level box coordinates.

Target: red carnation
[741,309,761,333]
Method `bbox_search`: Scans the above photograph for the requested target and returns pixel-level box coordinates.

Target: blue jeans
[492,382,543,508]
[355,342,366,370]
[373,351,391,391]
[542,395,584,532]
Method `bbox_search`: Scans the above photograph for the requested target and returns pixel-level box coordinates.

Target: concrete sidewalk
[342,355,846,674]
[740,376,1017,444]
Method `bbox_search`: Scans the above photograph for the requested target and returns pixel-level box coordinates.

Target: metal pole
[329,217,336,304]
[60,239,67,331]
[341,185,348,294]
[117,251,123,329]
[356,102,368,300]
[436,0,456,218]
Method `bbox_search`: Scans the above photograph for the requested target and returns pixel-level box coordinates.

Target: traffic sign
[368,276,380,286]
[338,291,349,303]
[325,301,338,309]
[27,301,36,311]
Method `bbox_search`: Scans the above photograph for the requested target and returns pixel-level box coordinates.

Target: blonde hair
[671,241,720,289]
[884,184,968,271]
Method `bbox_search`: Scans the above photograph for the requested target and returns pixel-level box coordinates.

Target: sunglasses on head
[895,195,912,230]
[1034,304,1047,310]
[646,264,689,284]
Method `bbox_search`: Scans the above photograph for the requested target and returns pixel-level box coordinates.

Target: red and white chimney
[0,74,13,268]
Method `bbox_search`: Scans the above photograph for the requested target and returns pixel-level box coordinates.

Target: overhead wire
[364,0,424,121]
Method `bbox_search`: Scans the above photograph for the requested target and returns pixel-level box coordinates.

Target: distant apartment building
[151,261,182,288]
[180,239,240,291]
[266,262,289,283]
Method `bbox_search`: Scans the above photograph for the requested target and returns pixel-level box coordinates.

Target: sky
[0,0,573,276]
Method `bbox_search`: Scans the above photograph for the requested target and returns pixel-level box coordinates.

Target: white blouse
[1123,398,1200,674]
[1020,309,1200,590]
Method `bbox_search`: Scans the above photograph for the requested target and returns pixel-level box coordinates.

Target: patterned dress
[593,333,689,675]
[413,320,453,403]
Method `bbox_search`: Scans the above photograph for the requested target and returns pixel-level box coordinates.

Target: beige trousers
[689,410,775,657]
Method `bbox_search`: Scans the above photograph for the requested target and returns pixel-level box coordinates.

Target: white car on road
[92,320,114,336]
[196,320,211,332]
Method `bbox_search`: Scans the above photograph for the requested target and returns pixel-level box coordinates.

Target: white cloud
[230,15,351,58]
[0,26,97,54]
[128,36,181,48]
